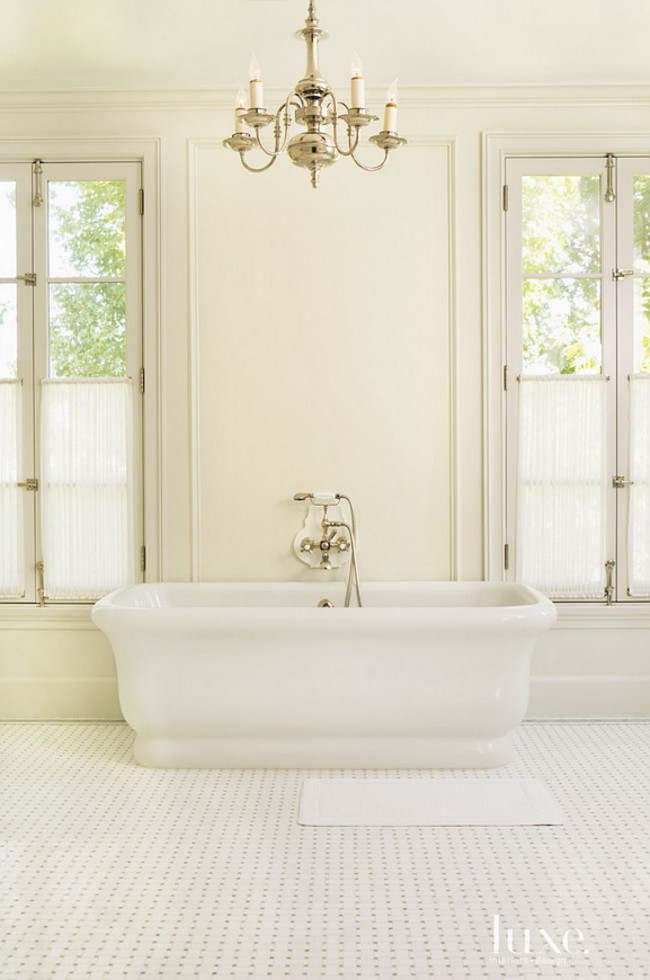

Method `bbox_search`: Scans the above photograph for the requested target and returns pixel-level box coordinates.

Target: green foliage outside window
[48,180,127,378]
[634,176,650,373]
[522,173,650,375]
[522,175,602,374]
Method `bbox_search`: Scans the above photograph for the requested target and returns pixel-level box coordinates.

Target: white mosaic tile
[0,722,648,979]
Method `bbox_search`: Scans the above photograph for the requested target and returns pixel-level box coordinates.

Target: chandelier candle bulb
[234,89,248,133]
[383,78,399,132]
[249,56,264,109]
[350,53,365,109]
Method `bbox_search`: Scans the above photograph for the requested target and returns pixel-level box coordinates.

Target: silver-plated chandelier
[222,0,407,189]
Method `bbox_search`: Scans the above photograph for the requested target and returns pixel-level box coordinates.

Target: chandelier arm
[329,95,360,158]
[291,90,307,110]
[253,93,303,159]
[239,152,278,174]
[253,112,289,159]
[332,123,360,158]
[349,147,390,173]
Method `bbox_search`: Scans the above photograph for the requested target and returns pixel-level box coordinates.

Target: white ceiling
[1,0,648,91]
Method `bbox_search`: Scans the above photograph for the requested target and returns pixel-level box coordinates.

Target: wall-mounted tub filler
[293,491,362,606]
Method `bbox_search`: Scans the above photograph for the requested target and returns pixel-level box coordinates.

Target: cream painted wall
[0,87,649,719]
[192,139,452,582]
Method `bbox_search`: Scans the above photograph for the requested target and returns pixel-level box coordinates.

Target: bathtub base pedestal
[132,733,517,770]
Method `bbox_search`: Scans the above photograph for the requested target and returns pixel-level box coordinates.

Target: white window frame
[483,133,650,619]
[0,139,161,615]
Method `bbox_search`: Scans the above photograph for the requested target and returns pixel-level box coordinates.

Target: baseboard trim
[528,675,650,718]
[0,678,122,720]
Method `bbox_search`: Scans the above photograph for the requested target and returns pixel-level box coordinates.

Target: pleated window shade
[40,380,134,600]
[516,376,607,598]
[628,376,650,596]
[0,380,24,597]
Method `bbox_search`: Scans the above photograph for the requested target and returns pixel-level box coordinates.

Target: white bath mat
[298,778,564,826]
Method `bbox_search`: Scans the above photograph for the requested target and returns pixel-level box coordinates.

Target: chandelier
[222,0,407,189]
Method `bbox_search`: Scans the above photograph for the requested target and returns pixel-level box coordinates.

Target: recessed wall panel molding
[188,137,457,582]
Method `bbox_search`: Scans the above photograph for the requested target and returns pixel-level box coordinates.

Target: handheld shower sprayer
[293,491,341,506]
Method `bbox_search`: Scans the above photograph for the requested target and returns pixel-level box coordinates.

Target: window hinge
[17,477,39,491]
[504,543,509,571]
[502,184,508,211]
[605,559,615,605]
[17,272,37,286]
[605,153,615,203]
[612,475,634,489]
[139,188,144,215]
[140,545,147,573]
[503,364,508,391]
[139,367,145,394]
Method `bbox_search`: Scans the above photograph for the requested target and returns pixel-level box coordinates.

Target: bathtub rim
[92,581,557,633]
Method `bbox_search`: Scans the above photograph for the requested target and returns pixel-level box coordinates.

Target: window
[0,160,143,603]
[505,155,650,602]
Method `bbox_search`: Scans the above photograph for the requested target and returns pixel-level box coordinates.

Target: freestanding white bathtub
[92,581,556,769]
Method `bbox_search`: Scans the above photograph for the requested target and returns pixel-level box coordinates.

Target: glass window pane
[0,381,24,597]
[0,182,16,278]
[522,278,601,374]
[49,283,126,378]
[40,381,133,599]
[522,175,601,275]
[633,278,650,374]
[0,284,17,378]
[634,175,650,274]
[628,378,650,595]
[48,181,126,278]
[516,378,607,598]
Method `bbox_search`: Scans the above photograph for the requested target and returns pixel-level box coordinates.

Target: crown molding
[0,84,649,113]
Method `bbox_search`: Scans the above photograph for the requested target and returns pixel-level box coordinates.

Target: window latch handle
[17,478,39,491]
[605,559,615,605]
[612,269,634,280]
